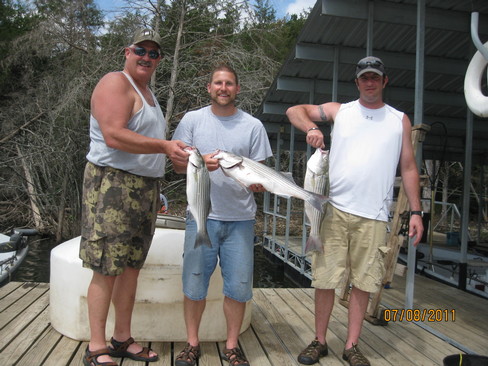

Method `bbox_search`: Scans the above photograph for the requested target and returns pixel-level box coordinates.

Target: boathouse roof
[256,0,488,164]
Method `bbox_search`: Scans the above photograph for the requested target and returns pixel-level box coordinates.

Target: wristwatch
[410,211,424,217]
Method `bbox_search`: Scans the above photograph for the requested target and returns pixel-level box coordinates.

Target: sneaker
[342,344,370,366]
[297,338,328,365]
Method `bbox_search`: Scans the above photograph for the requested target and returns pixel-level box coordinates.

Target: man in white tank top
[287,57,424,366]
[80,29,188,366]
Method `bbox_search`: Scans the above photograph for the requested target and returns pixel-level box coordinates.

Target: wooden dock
[1,274,487,366]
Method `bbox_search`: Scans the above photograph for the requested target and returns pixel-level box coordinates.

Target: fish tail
[305,235,324,254]
[307,193,329,213]
[194,231,212,248]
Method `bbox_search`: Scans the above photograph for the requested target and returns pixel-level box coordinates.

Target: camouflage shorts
[79,162,160,276]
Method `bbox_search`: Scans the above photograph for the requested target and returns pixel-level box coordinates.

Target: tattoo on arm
[318,105,327,121]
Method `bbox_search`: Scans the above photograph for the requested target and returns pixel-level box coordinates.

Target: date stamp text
[383,309,456,322]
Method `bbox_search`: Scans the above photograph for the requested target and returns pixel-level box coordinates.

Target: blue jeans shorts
[182,217,255,303]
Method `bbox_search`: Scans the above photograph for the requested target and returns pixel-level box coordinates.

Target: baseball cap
[131,28,162,49]
[355,56,385,78]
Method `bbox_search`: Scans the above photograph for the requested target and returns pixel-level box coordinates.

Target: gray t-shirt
[172,106,272,220]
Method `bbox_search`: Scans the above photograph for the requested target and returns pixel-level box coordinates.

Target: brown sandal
[222,347,249,366]
[175,343,201,366]
[108,337,158,362]
[83,346,118,366]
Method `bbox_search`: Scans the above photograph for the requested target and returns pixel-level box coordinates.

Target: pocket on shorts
[371,245,390,284]
[80,237,106,267]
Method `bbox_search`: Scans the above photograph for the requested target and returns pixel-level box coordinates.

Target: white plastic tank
[50,215,252,341]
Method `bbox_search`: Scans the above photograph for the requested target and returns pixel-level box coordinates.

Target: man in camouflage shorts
[80,163,158,276]
[79,28,188,366]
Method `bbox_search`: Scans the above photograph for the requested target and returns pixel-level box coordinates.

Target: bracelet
[307,127,320,133]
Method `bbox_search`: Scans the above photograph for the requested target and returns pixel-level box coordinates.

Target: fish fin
[306,193,329,213]
[305,235,324,254]
[194,232,212,248]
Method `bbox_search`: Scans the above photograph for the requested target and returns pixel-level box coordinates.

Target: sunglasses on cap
[357,59,384,69]
[130,46,161,60]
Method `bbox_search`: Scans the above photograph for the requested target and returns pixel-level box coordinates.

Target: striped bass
[304,148,329,253]
[214,150,328,213]
[186,147,212,248]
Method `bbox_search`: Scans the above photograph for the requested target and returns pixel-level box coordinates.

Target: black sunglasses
[357,60,384,69]
[130,46,161,60]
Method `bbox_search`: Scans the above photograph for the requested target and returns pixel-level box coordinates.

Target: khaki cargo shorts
[311,204,389,293]
[79,162,160,276]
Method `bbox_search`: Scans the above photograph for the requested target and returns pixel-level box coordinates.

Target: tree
[0,0,306,239]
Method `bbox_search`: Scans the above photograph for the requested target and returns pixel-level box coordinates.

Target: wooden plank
[0,307,51,365]
[200,342,223,366]
[381,274,488,355]
[0,283,49,329]
[380,319,459,363]
[68,341,87,366]
[0,282,44,314]
[0,281,24,299]
[0,290,50,349]
[149,342,172,366]
[15,327,63,366]
[249,292,300,366]
[44,335,81,366]
[0,283,484,365]
[270,288,344,365]
[239,326,272,366]
[254,289,317,363]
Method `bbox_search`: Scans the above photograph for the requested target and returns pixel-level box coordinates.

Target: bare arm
[399,115,424,246]
[91,72,188,165]
[286,102,340,149]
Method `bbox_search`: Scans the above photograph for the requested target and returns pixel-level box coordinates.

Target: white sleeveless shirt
[86,72,166,178]
[329,100,404,221]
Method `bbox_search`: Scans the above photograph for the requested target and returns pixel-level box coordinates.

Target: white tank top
[329,100,404,221]
[86,72,167,178]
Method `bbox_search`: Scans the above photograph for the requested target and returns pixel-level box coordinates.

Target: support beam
[321,0,488,33]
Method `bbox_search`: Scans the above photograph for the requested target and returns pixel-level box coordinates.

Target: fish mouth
[214,150,242,169]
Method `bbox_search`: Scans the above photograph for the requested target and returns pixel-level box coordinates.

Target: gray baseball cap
[131,28,161,49]
[355,56,385,78]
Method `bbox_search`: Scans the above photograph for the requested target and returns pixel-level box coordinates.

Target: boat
[0,228,38,285]
[398,241,488,299]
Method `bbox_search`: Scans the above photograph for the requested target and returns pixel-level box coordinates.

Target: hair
[208,63,239,85]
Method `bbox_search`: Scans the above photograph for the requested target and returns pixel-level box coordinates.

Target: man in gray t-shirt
[171,64,272,366]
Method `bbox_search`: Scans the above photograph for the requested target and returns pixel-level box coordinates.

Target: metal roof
[256,0,488,164]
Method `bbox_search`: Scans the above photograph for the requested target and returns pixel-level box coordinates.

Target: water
[10,236,56,284]
[9,237,300,288]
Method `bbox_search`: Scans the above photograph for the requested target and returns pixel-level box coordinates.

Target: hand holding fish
[306,129,325,149]
[249,184,266,192]
[202,152,220,172]
[166,140,190,166]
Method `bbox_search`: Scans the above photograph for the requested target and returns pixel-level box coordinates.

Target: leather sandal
[222,347,249,366]
[175,343,201,366]
[108,337,158,362]
[83,346,118,366]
